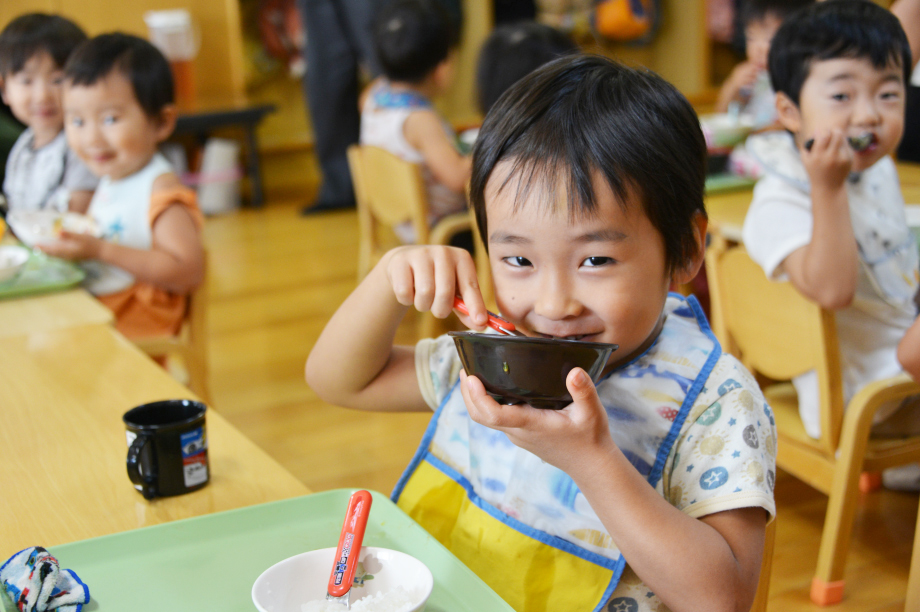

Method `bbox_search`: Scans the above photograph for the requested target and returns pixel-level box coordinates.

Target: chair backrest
[706,231,845,453]
[348,145,432,276]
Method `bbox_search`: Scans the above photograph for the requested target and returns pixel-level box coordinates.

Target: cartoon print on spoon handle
[326,490,373,607]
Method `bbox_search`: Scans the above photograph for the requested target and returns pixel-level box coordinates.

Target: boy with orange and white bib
[39,33,203,340]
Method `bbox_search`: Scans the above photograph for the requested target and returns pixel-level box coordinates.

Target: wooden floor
[201,198,918,612]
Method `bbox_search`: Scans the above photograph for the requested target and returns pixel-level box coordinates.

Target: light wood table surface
[0,323,309,553]
[0,288,113,338]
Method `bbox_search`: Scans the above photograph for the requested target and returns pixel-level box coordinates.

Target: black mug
[123,399,209,500]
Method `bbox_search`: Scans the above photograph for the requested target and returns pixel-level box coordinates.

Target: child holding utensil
[715,0,813,129]
[0,13,97,213]
[359,0,470,243]
[38,33,204,340]
[308,54,775,612]
[741,1,920,465]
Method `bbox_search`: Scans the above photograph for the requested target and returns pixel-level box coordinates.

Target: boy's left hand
[37,231,102,261]
[459,367,616,474]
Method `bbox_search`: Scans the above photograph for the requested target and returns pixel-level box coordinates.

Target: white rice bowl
[252,547,433,612]
[6,210,100,248]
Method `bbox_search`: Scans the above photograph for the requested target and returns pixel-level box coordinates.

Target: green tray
[0,251,84,299]
[43,489,513,612]
[705,172,757,195]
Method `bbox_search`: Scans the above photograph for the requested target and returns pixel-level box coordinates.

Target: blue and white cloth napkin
[0,548,89,612]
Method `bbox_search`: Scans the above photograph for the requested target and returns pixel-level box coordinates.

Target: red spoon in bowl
[326,490,373,608]
[453,296,525,336]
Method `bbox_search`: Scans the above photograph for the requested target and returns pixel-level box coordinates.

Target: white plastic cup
[143,9,199,61]
[197,138,242,215]
[144,9,200,106]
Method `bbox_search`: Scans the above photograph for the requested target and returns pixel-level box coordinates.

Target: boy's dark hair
[738,0,813,28]
[0,13,87,77]
[476,22,578,114]
[768,0,912,106]
[373,0,457,83]
[64,33,174,118]
[470,54,706,272]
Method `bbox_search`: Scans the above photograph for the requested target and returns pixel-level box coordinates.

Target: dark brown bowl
[449,332,618,410]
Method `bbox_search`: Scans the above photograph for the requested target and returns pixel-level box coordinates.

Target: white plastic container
[143,9,199,61]
[196,138,242,215]
[144,9,200,106]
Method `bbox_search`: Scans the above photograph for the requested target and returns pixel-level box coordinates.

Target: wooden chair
[347,144,488,335]
[750,519,776,612]
[134,252,211,406]
[705,230,920,606]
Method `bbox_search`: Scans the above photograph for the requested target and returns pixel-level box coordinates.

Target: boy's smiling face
[485,162,704,370]
[0,51,65,147]
[64,71,174,181]
[777,56,906,172]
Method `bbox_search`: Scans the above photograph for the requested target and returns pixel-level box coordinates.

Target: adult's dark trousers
[297,0,382,208]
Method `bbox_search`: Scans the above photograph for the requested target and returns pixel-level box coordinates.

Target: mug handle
[126,434,157,500]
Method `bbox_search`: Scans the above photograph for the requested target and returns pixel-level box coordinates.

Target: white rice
[301,586,421,612]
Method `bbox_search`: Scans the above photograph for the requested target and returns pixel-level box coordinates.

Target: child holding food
[0,13,97,213]
[307,55,775,611]
[38,33,203,340]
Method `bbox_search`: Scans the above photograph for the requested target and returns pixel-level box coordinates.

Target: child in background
[39,33,204,341]
[742,2,919,459]
[360,0,470,243]
[0,13,97,213]
[475,21,578,115]
[716,0,814,129]
[308,55,775,611]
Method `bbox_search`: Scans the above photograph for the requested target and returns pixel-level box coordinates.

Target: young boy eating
[742,0,919,461]
[308,54,775,611]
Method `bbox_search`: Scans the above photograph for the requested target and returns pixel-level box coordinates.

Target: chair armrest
[842,373,920,438]
[133,336,180,356]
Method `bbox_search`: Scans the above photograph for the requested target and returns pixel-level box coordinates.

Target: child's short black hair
[64,33,174,118]
[476,22,578,115]
[373,0,457,83]
[0,13,87,77]
[470,54,706,272]
[738,0,813,28]
[768,0,912,106]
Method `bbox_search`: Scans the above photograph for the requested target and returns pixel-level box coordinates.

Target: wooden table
[0,323,309,553]
[0,288,112,337]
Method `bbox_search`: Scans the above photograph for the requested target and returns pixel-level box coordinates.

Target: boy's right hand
[382,245,489,331]
[800,129,853,193]
[725,61,760,100]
